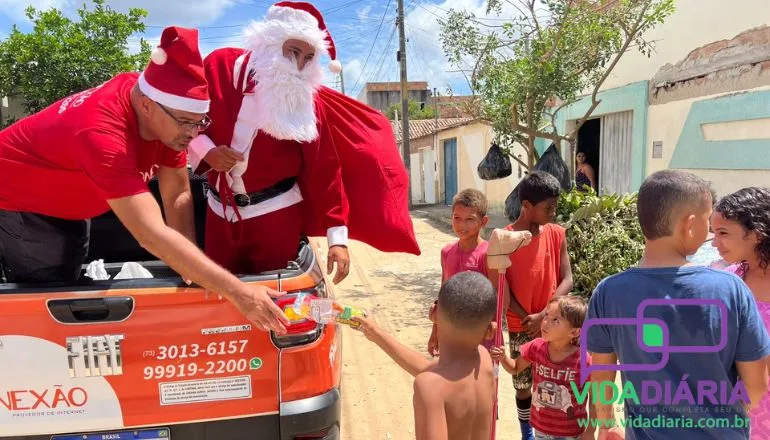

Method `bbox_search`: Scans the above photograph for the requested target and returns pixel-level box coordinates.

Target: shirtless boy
[354,271,496,440]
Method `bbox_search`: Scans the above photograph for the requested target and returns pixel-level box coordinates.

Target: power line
[323,0,368,14]
[350,0,394,94]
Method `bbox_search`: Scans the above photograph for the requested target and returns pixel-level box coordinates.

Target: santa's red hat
[138,26,210,114]
[251,1,342,73]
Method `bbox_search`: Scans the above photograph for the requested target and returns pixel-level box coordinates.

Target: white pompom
[328,59,342,74]
[151,47,168,65]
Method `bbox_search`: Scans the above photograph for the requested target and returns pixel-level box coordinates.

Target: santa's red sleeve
[188,48,245,174]
[297,98,350,247]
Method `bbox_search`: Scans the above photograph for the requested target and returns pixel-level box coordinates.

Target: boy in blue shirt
[586,170,770,440]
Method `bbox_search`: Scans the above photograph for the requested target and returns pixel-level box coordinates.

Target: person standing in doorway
[575,152,596,193]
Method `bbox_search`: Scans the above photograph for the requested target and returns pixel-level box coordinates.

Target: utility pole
[397,0,412,210]
[339,68,346,95]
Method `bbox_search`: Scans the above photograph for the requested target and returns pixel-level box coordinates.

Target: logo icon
[579,298,728,383]
[249,357,263,370]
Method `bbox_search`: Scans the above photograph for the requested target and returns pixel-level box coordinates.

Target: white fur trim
[188,134,216,171]
[329,60,342,74]
[243,16,329,59]
[138,73,210,113]
[232,52,248,91]
[151,47,167,65]
[207,182,304,222]
[327,226,348,247]
[266,5,319,28]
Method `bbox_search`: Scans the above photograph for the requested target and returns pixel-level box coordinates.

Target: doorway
[575,111,634,195]
[443,138,458,205]
[577,118,601,191]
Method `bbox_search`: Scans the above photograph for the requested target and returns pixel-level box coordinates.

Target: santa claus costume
[189,1,419,274]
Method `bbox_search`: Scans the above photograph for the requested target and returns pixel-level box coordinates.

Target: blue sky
[0,0,515,98]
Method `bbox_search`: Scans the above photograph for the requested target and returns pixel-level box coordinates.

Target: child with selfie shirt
[491,296,595,440]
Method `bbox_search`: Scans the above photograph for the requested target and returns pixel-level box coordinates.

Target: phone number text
[143,359,249,380]
[151,340,248,360]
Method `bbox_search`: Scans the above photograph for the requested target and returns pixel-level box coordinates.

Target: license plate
[52,428,170,440]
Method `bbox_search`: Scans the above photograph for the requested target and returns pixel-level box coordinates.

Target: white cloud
[357,4,372,21]
[340,58,363,94]
[103,0,236,27]
[0,0,70,21]
[0,0,235,27]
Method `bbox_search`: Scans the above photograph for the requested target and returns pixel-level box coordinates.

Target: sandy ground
[315,213,520,440]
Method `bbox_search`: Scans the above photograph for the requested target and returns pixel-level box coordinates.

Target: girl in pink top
[428,189,491,357]
[712,187,770,439]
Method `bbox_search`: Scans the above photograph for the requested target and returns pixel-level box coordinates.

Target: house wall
[601,0,770,91]
[362,90,431,114]
[436,123,527,216]
[1,96,26,124]
[647,85,770,198]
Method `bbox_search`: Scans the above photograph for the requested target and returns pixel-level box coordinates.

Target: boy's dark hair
[452,188,488,217]
[714,187,770,271]
[519,171,561,205]
[637,170,712,240]
[438,271,496,330]
[548,295,587,330]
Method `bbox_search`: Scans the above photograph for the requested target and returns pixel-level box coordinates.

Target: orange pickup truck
[0,171,342,440]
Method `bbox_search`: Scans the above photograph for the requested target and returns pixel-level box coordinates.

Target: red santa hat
[249,1,342,73]
[138,26,210,114]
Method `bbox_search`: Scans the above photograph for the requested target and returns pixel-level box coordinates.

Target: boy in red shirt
[489,171,574,440]
[428,189,490,357]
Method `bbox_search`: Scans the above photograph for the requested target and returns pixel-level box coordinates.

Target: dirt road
[315,214,520,440]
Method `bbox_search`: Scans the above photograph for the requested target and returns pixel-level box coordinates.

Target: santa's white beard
[249,46,323,142]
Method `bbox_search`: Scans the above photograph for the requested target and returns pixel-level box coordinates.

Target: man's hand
[203,145,243,172]
[579,428,597,440]
[230,285,290,333]
[327,245,350,284]
[522,312,544,338]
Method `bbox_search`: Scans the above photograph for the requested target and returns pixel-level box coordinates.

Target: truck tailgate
[0,285,279,437]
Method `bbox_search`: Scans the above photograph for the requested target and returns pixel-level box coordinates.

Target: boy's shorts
[509,331,533,390]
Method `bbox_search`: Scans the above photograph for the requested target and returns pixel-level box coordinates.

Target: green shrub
[557,188,645,298]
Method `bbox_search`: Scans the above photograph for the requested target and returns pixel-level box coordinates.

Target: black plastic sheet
[477,143,512,180]
[505,144,573,221]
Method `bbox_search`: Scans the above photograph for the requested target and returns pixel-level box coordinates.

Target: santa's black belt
[207,177,297,208]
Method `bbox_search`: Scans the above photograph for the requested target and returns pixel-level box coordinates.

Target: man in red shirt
[0,26,289,333]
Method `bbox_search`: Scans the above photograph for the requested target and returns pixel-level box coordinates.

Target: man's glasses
[156,102,212,131]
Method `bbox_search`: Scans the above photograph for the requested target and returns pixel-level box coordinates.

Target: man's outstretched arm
[108,192,290,333]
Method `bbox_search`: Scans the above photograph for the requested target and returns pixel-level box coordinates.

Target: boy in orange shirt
[489,171,574,440]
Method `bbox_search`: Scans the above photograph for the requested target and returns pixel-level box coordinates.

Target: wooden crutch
[486,228,532,440]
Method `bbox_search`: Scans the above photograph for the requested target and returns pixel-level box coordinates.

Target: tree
[439,0,674,170]
[0,0,150,122]
[386,100,436,120]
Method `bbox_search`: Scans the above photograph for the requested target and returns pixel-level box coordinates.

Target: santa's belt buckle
[234,193,251,207]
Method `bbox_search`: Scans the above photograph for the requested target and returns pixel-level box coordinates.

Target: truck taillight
[271,289,324,348]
